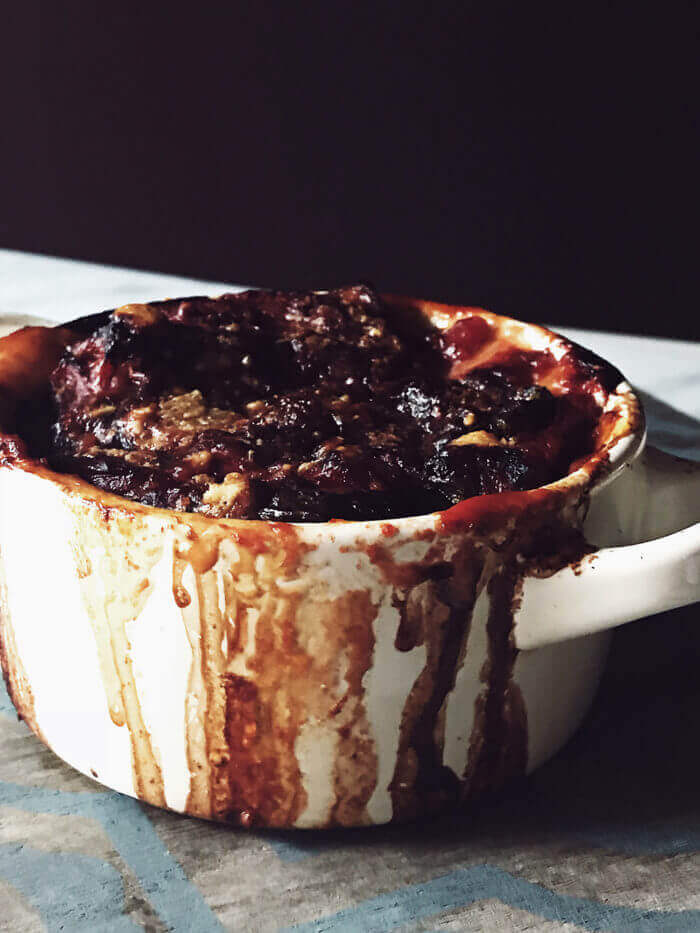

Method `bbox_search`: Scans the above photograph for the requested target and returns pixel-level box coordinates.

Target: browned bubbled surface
[46,286,609,521]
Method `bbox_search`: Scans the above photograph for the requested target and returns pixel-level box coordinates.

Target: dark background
[2,3,698,339]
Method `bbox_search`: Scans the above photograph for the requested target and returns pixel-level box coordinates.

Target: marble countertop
[0,250,698,932]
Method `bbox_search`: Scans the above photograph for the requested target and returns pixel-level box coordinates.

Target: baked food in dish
[45,285,619,522]
[0,292,642,828]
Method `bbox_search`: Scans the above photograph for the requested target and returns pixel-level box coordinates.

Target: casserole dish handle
[515,446,700,650]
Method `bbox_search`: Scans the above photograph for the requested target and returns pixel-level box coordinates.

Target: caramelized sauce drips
[0,294,634,827]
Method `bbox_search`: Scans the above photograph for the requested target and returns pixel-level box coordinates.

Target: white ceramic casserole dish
[0,296,697,829]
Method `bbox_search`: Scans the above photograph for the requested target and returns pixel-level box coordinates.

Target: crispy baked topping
[45,286,612,521]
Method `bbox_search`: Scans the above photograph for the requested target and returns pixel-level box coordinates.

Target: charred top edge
[0,293,644,532]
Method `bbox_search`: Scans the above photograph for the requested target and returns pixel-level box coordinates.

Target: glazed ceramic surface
[0,295,697,829]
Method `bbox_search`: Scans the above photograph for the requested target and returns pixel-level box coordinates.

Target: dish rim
[0,293,646,540]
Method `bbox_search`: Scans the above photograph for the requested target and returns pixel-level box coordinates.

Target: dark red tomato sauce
[440,315,494,361]
[43,286,618,522]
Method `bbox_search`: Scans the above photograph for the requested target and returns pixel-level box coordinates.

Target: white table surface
[1,248,698,460]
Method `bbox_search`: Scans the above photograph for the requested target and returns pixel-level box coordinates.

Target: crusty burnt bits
[47,286,608,522]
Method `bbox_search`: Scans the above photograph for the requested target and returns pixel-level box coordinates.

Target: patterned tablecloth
[1,250,699,932]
